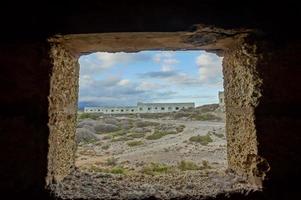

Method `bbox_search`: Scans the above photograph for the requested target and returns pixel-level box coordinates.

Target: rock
[76,127,99,144]
[94,122,120,133]
[77,119,96,128]
[103,118,119,125]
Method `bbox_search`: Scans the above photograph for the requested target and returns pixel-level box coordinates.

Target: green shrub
[106,157,118,166]
[176,125,185,133]
[189,134,213,145]
[127,132,146,138]
[141,163,173,175]
[111,130,127,137]
[110,166,126,174]
[101,144,110,150]
[127,140,144,147]
[201,160,212,169]
[212,132,225,138]
[178,160,200,171]
[90,166,126,174]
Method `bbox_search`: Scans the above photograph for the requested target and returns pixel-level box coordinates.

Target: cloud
[78,51,223,107]
[79,52,151,76]
[138,70,178,78]
[117,79,130,86]
[196,53,223,85]
[136,81,162,91]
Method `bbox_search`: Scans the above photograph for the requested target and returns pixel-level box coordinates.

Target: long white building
[84,102,195,114]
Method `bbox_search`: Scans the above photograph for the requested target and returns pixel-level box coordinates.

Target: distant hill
[78,101,98,111]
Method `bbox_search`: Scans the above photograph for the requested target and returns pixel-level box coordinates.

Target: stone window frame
[47,31,268,188]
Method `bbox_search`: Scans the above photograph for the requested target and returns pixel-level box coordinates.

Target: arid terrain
[51,105,258,199]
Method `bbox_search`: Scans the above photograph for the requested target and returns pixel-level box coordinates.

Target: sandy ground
[50,117,261,199]
[76,117,227,171]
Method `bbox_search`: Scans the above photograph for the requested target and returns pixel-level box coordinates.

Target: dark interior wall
[254,38,301,199]
[1,1,300,40]
[0,1,300,199]
[0,42,51,197]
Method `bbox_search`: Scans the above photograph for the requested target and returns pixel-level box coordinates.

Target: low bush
[78,113,100,120]
[90,166,126,174]
[101,144,110,150]
[189,134,213,145]
[127,140,144,147]
[127,132,145,138]
[106,157,118,166]
[141,163,173,175]
[176,125,185,133]
[146,131,169,140]
[178,160,200,171]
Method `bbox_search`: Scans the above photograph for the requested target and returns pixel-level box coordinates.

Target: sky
[78,51,223,108]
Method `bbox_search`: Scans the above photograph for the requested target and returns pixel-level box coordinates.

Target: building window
[168,107,172,110]
[139,107,143,111]
[148,107,151,110]
[111,109,114,112]
[121,109,124,112]
[98,109,101,111]
[131,109,134,112]
[175,107,179,110]
[161,107,165,110]
[155,107,157,110]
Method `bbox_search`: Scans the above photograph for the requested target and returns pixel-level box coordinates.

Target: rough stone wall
[223,36,269,186]
[47,42,79,184]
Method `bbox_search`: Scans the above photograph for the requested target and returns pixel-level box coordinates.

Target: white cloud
[161,65,174,72]
[136,81,161,91]
[117,79,130,86]
[79,52,151,76]
[196,53,223,85]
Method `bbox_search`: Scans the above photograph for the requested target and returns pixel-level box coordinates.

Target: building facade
[218,91,225,111]
[84,102,195,114]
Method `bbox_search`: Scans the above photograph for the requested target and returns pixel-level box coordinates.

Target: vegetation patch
[146,130,178,140]
[141,163,174,175]
[178,160,200,171]
[127,132,145,138]
[90,165,126,174]
[111,130,127,137]
[146,131,169,140]
[106,157,118,166]
[127,140,144,147]
[211,131,224,138]
[101,144,110,150]
[176,125,186,133]
[189,134,213,145]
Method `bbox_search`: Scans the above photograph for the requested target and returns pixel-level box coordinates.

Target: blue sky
[78,51,223,108]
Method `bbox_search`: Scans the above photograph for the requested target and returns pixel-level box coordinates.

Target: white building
[218,91,225,112]
[84,102,195,114]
